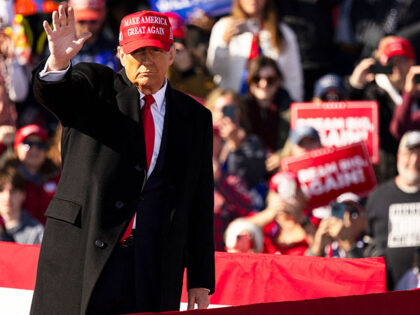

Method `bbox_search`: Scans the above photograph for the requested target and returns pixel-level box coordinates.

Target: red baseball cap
[14,124,48,150]
[380,37,416,63]
[269,171,299,193]
[119,11,174,54]
[164,12,185,40]
[69,0,105,21]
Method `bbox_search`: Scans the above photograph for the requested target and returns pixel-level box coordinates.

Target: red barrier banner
[290,101,379,164]
[180,252,385,306]
[0,242,385,313]
[281,142,377,208]
[135,289,420,315]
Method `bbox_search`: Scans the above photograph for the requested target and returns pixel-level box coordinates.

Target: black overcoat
[29,60,215,315]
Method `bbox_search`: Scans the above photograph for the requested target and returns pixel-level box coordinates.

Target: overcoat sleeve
[186,109,216,294]
[32,59,115,126]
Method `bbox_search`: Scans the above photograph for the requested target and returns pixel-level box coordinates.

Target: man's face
[75,17,104,44]
[397,146,420,186]
[119,46,175,94]
[0,182,25,217]
[16,134,47,172]
[386,55,415,90]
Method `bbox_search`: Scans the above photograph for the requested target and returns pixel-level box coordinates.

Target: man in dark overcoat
[30,5,215,315]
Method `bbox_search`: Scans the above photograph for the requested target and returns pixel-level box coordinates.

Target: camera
[368,61,393,74]
[331,202,346,220]
[331,202,360,220]
[222,104,236,121]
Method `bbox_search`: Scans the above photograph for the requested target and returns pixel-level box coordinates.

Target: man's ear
[168,45,176,65]
[117,46,126,67]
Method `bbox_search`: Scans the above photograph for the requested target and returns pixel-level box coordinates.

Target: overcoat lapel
[116,69,148,170]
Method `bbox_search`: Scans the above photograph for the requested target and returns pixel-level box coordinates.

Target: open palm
[43,4,91,70]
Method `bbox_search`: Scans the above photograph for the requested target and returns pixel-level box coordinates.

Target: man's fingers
[43,21,53,36]
[187,295,195,310]
[52,10,60,30]
[67,7,75,29]
[58,4,67,27]
[197,298,210,309]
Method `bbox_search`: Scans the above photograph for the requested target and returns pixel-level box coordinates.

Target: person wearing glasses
[206,0,303,101]
[242,56,292,174]
[4,124,59,225]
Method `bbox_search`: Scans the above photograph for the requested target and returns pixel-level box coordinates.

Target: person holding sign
[366,130,420,290]
[30,5,215,315]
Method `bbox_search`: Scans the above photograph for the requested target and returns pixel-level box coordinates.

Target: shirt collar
[138,78,167,112]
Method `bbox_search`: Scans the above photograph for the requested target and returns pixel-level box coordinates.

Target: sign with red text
[281,142,377,208]
[290,101,379,164]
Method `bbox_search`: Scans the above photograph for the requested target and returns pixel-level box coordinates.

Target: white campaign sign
[388,202,420,248]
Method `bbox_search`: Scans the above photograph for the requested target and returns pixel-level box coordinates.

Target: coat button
[115,201,124,209]
[95,240,105,248]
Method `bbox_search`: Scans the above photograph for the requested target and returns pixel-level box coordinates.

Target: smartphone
[222,104,236,121]
[414,74,420,84]
[368,62,393,74]
[331,202,347,220]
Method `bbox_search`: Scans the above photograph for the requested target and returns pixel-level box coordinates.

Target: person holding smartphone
[390,65,420,140]
[347,36,417,183]
[206,88,266,191]
[245,171,316,255]
[307,193,368,258]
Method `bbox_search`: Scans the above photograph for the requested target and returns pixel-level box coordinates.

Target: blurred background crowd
[2,0,420,291]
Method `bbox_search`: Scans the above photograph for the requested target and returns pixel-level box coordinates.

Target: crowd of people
[1,0,420,292]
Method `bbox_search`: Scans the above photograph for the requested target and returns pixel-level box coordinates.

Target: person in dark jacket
[347,36,416,183]
[30,5,215,315]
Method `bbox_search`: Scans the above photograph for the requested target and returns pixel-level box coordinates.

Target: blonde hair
[224,218,264,253]
[232,0,284,53]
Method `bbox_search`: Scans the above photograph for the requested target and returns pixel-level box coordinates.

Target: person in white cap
[366,129,420,290]
[30,4,214,315]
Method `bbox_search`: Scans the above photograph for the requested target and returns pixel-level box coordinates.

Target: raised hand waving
[43,4,92,71]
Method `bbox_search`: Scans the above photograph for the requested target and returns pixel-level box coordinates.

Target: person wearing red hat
[30,4,214,315]
[61,0,120,71]
[164,12,215,99]
[389,40,420,140]
[4,124,59,225]
[348,36,417,183]
[246,171,316,255]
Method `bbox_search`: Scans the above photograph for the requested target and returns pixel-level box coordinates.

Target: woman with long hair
[207,0,303,101]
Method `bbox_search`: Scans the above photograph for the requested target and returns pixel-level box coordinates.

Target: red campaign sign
[290,101,379,164]
[281,142,377,208]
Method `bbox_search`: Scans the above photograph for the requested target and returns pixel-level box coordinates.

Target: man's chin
[399,171,420,187]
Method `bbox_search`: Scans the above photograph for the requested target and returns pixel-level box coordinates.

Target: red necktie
[121,94,155,243]
[141,94,155,169]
